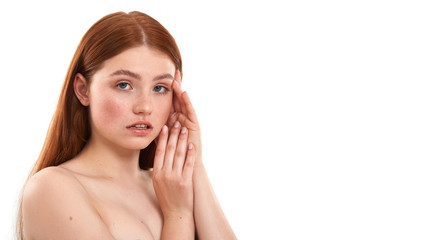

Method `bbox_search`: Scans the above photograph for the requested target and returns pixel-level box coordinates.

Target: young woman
[17,11,236,240]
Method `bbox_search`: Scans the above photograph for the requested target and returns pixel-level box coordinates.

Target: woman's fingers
[166,112,178,129]
[173,126,188,172]
[171,70,199,129]
[173,89,183,114]
[182,143,195,180]
[173,71,183,114]
[181,91,198,124]
[162,121,181,170]
[155,121,193,174]
[173,82,198,123]
[172,78,187,116]
[153,125,168,172]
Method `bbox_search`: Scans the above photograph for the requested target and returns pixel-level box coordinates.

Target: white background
[1,0,426,239]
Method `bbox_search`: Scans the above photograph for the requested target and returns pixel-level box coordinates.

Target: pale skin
[22,46,236,239]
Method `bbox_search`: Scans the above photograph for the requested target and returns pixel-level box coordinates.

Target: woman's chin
[126,140,153,150]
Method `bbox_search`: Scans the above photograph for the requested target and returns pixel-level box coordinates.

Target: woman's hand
[167,70,202,163]
[165,71,236,239]
[152,122,195,220]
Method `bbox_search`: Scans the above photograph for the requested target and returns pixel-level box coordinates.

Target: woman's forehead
[96,46,175,79]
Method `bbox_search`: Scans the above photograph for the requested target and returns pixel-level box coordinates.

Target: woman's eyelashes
[115,81,170,95]
[153,85,170,95]
[116,82,132,90]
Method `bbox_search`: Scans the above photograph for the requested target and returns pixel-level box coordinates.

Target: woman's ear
[74,73,90,106]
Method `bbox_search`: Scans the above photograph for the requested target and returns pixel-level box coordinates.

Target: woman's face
[86,45,175,150]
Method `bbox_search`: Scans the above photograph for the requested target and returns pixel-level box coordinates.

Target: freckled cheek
[90,95,126,127]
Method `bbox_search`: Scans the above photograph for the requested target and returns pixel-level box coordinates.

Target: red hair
[17,11,182,239]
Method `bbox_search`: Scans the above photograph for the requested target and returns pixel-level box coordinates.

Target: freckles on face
[89,84,128,131]
[85,45,176,149]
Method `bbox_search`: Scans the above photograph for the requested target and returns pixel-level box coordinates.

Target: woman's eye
[153,85,169,94]
[117,82,131,90]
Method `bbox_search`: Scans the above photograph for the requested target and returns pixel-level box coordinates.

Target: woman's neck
[74,135,143,182]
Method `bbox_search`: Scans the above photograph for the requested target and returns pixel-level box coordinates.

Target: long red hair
[17,11,182,239]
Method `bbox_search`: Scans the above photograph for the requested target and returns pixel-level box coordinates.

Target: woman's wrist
[163,209,194,221]
[162,212,195,239]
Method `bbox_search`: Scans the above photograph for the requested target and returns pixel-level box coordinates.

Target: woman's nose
[133,92,153,115]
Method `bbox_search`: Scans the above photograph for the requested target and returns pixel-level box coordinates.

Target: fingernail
[188,143,193,150]
[174,121,180,128]
[162,125,168,133]
[181,126,187,134]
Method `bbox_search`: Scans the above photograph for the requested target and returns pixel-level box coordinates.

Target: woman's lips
[127,127,152,136]
[129,124,149,129]
[127,121,153,136]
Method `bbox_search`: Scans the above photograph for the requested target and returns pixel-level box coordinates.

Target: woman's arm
[170,72,236,239]
[192,160,237,239]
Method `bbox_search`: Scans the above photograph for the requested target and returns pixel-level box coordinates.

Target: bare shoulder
[25,166,79,190]
[22,166,115,240]
[23,167,86,209]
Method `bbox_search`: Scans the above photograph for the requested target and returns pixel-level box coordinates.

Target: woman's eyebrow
[110,69,141,80]
[109,70,173,82]
[153,73,174,82]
